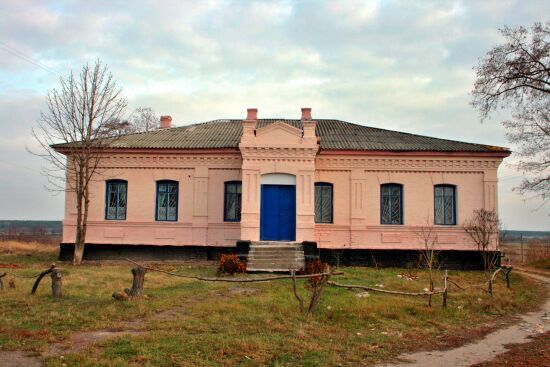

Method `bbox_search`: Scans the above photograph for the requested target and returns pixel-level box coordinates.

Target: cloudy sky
[0,0,548,230]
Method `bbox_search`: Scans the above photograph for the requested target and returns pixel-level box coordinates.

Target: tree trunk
[428,279,433,307]
[125,266,146,298]
[51,268,62,298]
[73,168,85,265]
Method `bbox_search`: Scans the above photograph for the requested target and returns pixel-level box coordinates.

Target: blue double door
[260,184,296,241]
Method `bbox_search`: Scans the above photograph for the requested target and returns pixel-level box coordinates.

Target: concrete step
[249,246,302,251]
[248,260,305,265]
[251,241,301,246]
[247,268,303,273]
[247,260,305,266]
[248,256,305,261]
[248,250,304,255]
[246,264,304,271]
[246,242,305,272]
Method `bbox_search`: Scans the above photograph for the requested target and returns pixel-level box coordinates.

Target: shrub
[217,254,246,275]
[304,258,329,288]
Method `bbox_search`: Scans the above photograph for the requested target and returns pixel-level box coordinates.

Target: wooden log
[124,258,342,283]
[328,281,443,296]
[291,271,305,312]
[112,291,129,301]
[50,268,62,298]
[31,264,56,294]
[125,266,147,298]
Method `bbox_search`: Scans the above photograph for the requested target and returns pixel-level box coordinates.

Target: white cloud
[0,0,549,228]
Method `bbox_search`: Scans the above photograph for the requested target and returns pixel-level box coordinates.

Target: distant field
[0,220,62,244]
[501,239,550,269]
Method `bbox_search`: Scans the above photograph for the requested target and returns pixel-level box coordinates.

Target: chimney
[160,115,172,129]
[241,108,257,144]
[246,108,258,121]
[301,107,312,121]
[301,107,317,141]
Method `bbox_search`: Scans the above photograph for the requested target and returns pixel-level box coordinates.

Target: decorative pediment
[254,121,303,145]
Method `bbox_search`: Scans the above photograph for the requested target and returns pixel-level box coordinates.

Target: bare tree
[331,248,346,268]
[128,107,159,133]
[31,60,127,265]
[471,21,549,201]
[416,217,439,307]
[102,117,132,137]
[463,209,500,271]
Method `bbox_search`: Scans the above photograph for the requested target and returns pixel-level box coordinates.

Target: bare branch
[471,21,549,201]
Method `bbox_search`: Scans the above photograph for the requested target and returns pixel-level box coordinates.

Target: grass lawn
[0,245,545,367]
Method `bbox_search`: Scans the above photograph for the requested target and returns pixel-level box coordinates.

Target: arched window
[224,181,242,222]
[434,184,456,225]
[381,183,403,224]
[105,180,127,220]
[156,180,178,221]
[315,182,333,223]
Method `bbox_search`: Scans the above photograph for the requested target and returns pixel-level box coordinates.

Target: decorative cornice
[316,156,501,170]
[240,146,319,159]
[99,154,242,169]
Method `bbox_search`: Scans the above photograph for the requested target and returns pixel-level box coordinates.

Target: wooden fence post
[51,269,62,298]
[488,278,493,296]
[442,270,448,308]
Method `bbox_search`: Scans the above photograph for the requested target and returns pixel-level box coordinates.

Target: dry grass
[0,240,58,255]
[0,249,545,366]
[525,238,550,262]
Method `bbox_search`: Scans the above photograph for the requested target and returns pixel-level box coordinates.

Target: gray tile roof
[54,119,510,153]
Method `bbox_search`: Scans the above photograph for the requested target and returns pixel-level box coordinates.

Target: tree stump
[0,273,6,290]
[125,266,146,298]
[50,268,62,298]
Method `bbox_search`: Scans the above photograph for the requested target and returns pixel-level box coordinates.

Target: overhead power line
[0,41,61,77]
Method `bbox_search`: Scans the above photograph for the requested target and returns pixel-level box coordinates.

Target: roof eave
[318,149,511,158]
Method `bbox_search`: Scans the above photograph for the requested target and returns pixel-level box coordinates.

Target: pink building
[57,108,510,269]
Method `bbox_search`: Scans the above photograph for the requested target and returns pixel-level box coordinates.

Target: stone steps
[246,242,305,272]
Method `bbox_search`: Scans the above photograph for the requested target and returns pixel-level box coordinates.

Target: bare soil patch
[471,331,550,367]
[45,329,145,357]
[378,271,550,367]
[0,351,42,367]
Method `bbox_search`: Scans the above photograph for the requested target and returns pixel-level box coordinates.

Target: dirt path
[378,271,550,367]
